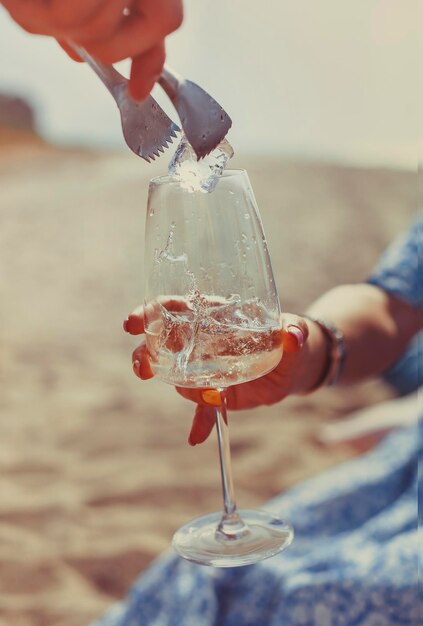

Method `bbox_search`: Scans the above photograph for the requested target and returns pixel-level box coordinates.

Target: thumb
[282,314,309,353]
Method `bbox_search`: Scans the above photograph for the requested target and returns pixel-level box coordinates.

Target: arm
[300,283,423,390]
[126,213,423,443]
[124,285,422,444]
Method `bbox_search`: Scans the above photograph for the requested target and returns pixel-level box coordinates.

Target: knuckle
[161,3,184,34]
[155,44,166,66]
[50,7,79,30]
[95,47,117,63]
[173,3,184,29]
[132,345,143,361]
[85,45,119,64]
[20,23,41,35]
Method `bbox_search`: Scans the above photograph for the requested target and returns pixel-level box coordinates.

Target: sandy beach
[0,137,421,625]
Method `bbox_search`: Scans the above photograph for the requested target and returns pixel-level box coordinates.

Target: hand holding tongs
[73,46,231,161]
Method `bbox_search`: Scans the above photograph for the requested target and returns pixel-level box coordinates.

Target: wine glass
[144,169,293,567]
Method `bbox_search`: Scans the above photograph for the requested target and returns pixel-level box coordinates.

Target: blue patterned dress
[94,213,422,626]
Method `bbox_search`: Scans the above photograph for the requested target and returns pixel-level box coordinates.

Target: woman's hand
[124,306,310,445]
[2,0,183,100]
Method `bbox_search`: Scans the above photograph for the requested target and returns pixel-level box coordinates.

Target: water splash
[154,221,176,264]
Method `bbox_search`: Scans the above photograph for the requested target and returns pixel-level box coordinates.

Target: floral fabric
[94,424,421,626]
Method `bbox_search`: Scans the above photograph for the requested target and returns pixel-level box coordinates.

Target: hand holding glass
[144,170,293,567]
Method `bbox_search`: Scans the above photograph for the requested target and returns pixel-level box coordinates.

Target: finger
[123,306,145,335]
[284,314,309,340]
[134,0,183,37]
[188,405,216,446]
[282,315,309,353]
[160,298,190,313]
[84,0,182,64]
[175,386,239,410]
[83,13,160,64]
[65,0,130,43]
[2,0,54,35]
[49,0,105,29]
[57,40,84,62]
[129,42,166,101]
[3,0,105,36]
[176,387,220,407]
[124,298,192,335]
[132,342,154,380]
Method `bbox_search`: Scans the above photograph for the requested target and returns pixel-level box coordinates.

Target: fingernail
[188,431,198,446]
[201,389,221,406]
[287,325,304,350]
[123,319,129,333]
[139,355,154,380]
[133,359,141,377]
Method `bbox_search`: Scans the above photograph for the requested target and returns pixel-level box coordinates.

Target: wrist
[301,317,346,393]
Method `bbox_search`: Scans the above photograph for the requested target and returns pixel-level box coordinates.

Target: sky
[0,0,422,169]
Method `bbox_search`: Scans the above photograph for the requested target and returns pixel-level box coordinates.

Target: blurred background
[1,0,422,166]
[0,1,421,625]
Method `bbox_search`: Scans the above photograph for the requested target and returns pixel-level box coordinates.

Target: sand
[0,138,421,626]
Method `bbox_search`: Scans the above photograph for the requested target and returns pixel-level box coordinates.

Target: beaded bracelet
[304,316,347,390]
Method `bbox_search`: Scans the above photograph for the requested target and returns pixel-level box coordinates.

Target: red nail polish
[288,325,304,350]
[133,360,141,377]
[123,319,129,332]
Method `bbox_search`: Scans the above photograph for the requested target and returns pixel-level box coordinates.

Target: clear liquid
[145,298,282,388]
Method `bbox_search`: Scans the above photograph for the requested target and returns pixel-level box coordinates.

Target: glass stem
[215,389,237,515]
[215,389,247,538]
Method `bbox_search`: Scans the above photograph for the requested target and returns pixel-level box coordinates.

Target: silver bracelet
[304,317,347,389]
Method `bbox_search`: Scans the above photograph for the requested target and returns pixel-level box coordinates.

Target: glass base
[172,509,293,567]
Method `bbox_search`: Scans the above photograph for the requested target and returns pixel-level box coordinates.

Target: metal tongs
[74,46,232,162]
